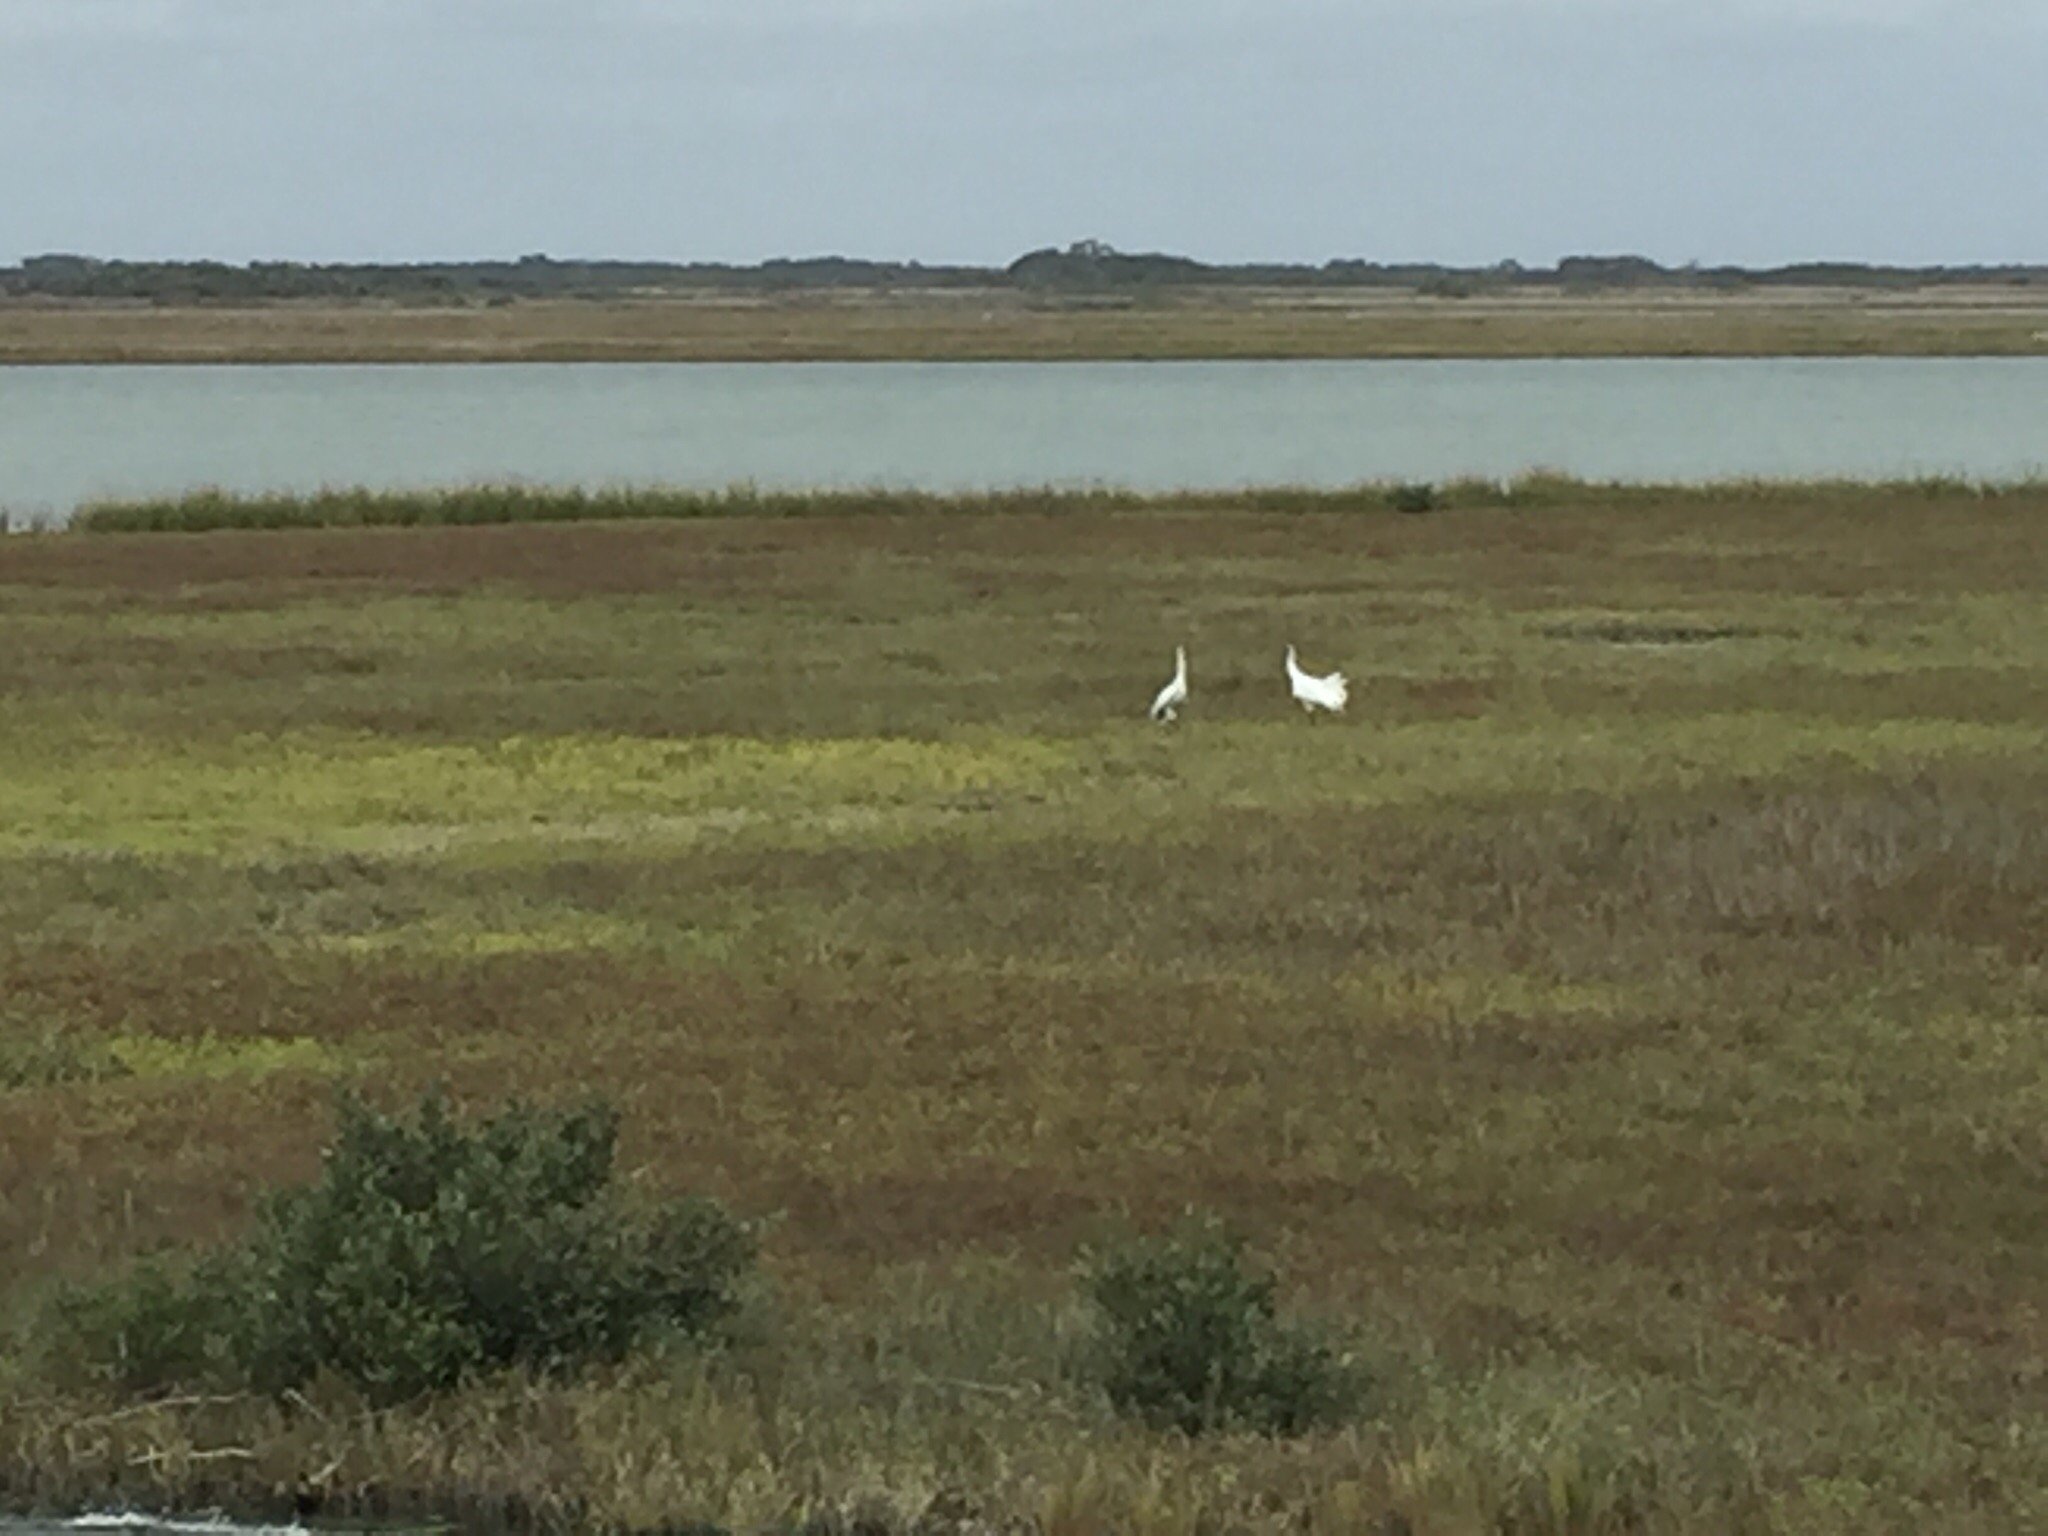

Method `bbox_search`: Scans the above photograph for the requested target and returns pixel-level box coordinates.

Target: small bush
[1388,481,1441,514]
[54,1090,754,1402]
[1418,275,1480,299]
[1078,1220,1362,1436]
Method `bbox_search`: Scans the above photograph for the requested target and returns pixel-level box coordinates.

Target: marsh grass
[7,493,2048,1530]
[68,472,2048,535]
[0,1019,130,1092]
[9,287,2048,365]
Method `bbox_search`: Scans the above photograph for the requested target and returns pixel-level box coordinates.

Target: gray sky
[3,0,2042,268]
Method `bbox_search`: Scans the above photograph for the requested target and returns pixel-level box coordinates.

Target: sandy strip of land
[6,285,2048,363]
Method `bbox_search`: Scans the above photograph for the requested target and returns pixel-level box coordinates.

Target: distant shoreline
[6,287,2048,364]
[49,474,2048,536]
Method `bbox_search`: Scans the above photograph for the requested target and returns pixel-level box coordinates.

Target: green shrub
[54,1090,754,1402]
[1388,481,1441,514]
[1078,1220,1362,1436]
[49,1254,240,1389]
[1418,275,1480,299]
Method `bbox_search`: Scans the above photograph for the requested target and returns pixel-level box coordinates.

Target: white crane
[1149,646,1189,722]
[1285,644,1348,715]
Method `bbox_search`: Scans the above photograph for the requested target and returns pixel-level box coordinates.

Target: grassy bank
[65,472,2048,534]
[6,492,2048,1531]
[6,287,2048,364]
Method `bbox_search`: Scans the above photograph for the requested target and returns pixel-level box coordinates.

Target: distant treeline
[5,241,2045,303]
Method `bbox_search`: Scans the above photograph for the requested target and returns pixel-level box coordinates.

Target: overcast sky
[3,0,2042,268]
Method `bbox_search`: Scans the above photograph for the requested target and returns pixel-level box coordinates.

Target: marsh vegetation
[8,286,2048,365]
[5,488,2048,1531]
[66,473,2047,536]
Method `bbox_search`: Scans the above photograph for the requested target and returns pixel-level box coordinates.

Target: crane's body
[1285,645,1348,714]
[1149,646,1189,722]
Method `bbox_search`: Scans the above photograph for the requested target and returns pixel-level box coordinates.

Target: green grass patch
[0,731,1077,856]
[0,1020,129,1092]
[105,1034,342,1083]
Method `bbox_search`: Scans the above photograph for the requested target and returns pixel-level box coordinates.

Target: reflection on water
[2,357,2044,525]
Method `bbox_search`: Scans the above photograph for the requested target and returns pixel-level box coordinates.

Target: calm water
[4,358,2045,525]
